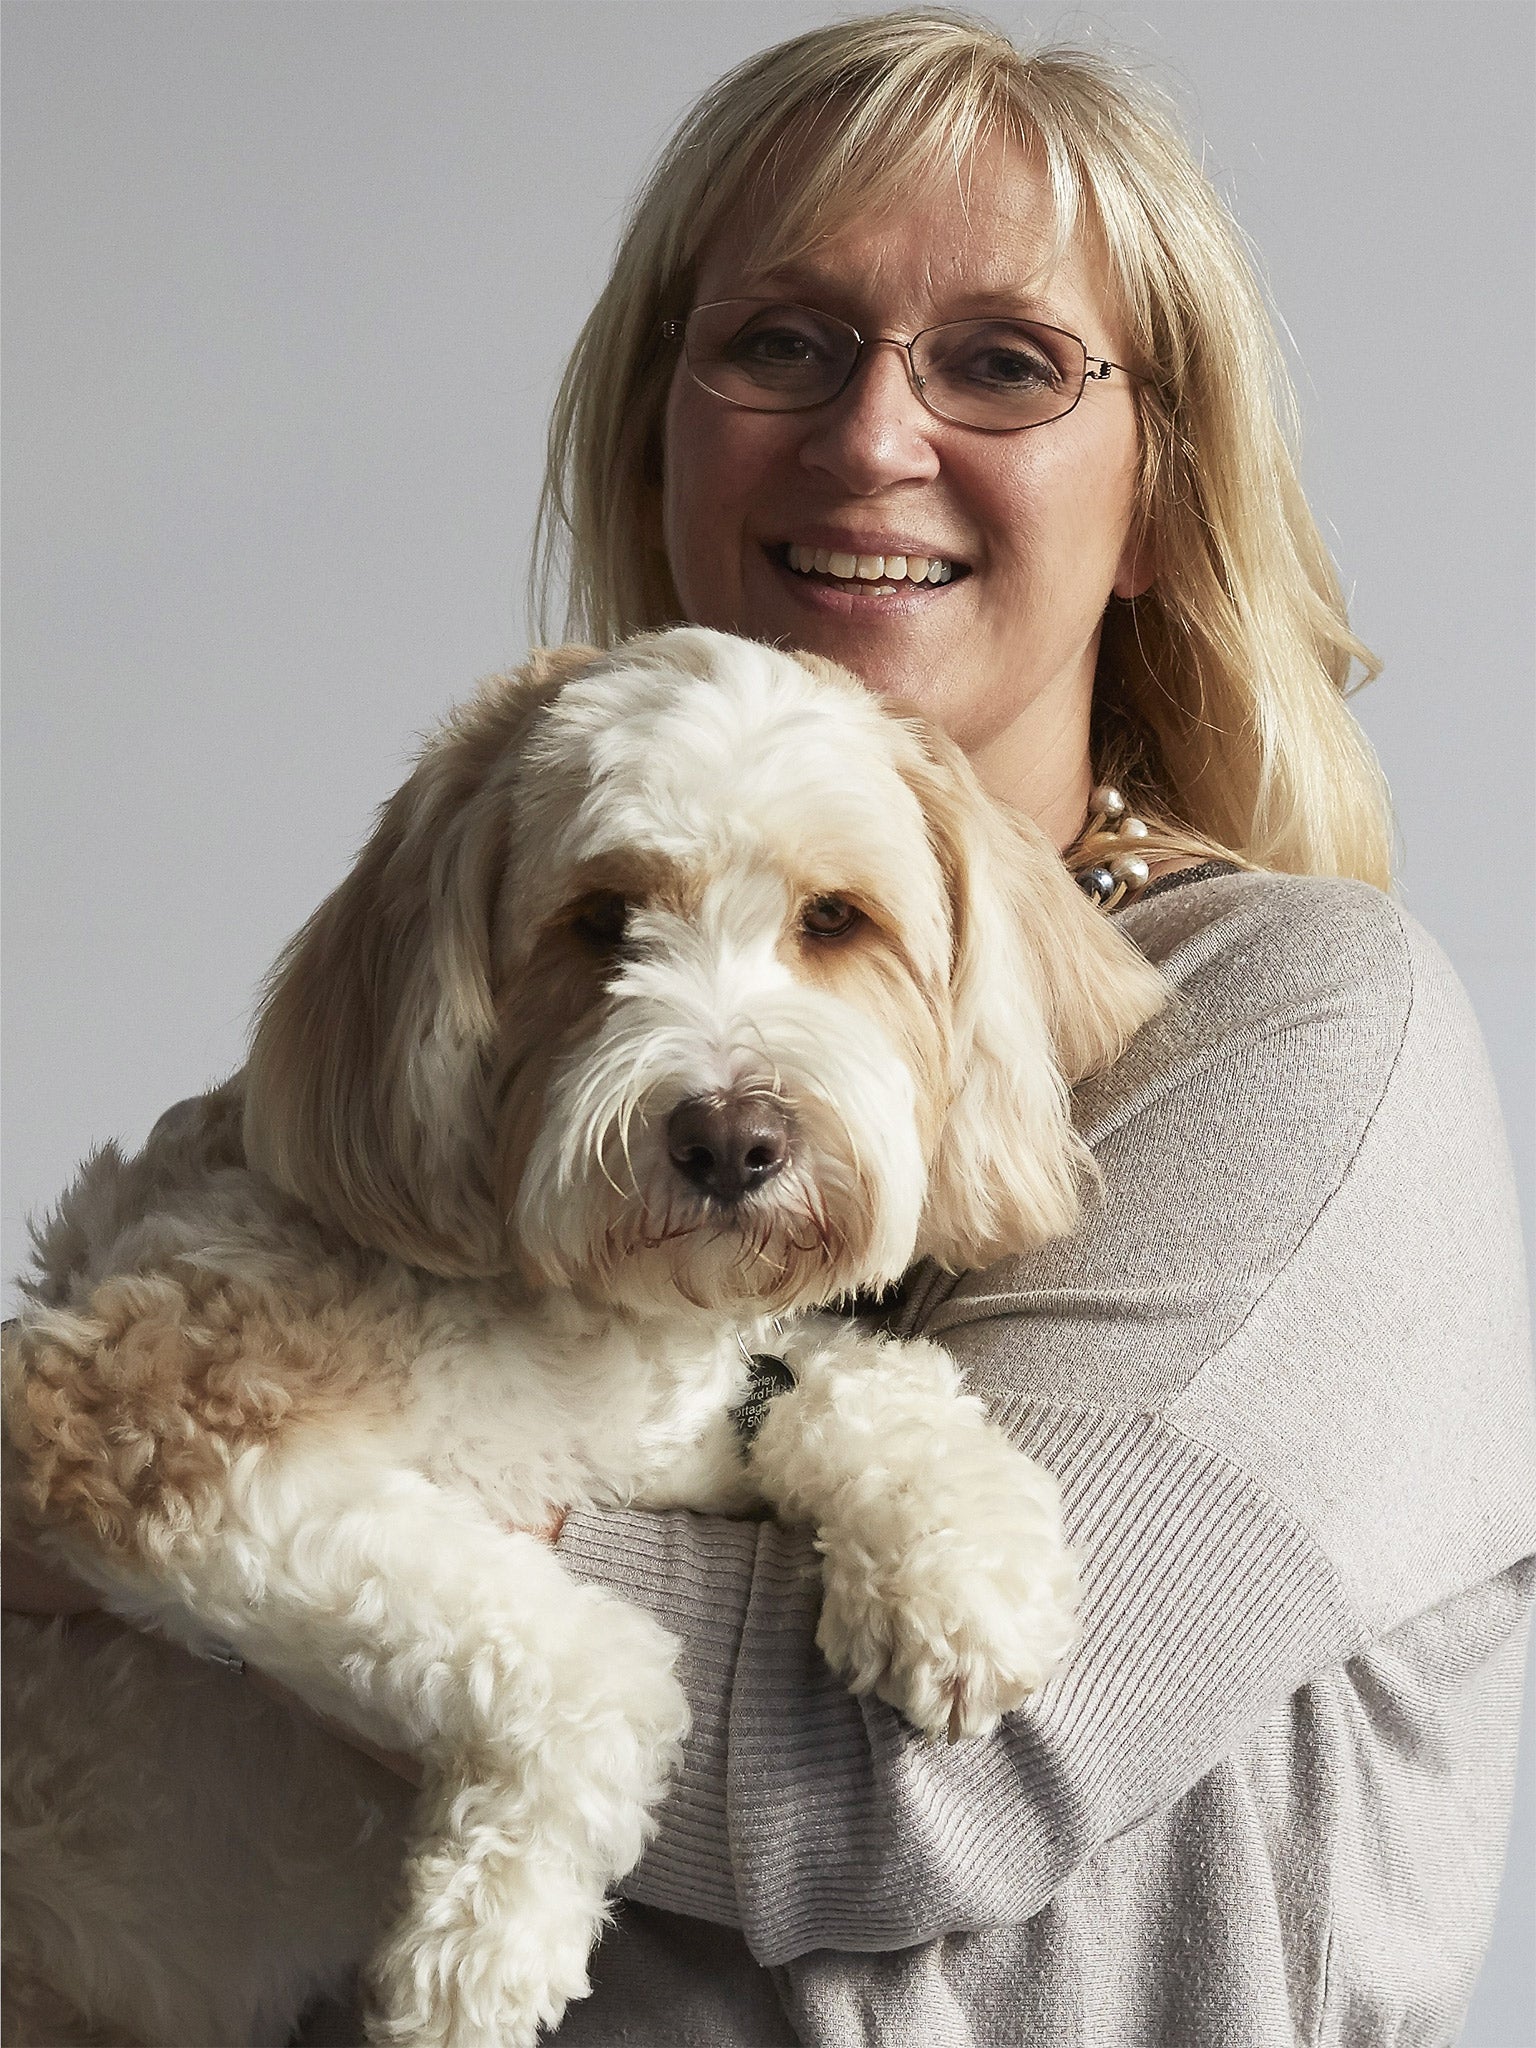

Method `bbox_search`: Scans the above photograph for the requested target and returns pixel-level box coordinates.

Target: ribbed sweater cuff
[557,1506,755,1926]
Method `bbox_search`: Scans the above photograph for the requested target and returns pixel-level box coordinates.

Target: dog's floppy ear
[243,644,600,1275]
[896,721,1167,1270]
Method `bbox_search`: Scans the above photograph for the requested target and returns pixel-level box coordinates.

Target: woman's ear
[897,720,1167,1271]
[242,645,600,1275]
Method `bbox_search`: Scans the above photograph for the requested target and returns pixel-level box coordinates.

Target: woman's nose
[796,340,942,493]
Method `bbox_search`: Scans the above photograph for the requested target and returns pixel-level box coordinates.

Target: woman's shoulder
[915,863,1522,1423]
[1123,864,1413,1005]
[1103,866,1485,1124]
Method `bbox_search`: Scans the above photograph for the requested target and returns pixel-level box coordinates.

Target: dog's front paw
[368,1912,592,2048]
[815,1462,1079,1743]
[367,1850,606,2048]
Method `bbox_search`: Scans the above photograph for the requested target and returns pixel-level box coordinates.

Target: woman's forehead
[693,138,1120,341]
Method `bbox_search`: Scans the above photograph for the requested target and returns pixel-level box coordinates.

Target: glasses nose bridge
[842,328,929,410]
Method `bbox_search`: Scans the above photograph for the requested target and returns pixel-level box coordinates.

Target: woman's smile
[766,533,968,610]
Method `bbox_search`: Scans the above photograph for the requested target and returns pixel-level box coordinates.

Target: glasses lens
[684,301,858,412]
[914,319,1087,429]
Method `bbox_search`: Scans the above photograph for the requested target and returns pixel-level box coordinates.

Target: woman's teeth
[784,544,955,588]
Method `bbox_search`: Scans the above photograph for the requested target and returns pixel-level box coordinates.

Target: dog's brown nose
[667,1096,789,1204]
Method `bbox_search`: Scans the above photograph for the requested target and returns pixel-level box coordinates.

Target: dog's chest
[395,1298,759,1523]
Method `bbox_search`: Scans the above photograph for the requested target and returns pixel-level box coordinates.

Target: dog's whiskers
[616,1100,648,1200]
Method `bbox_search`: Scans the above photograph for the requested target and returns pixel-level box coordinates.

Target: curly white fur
[3,629,1165,2047]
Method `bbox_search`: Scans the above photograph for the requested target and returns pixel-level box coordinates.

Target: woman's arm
[554,875,1536,1960]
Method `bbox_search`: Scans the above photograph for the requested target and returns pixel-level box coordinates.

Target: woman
[10,13,1533,2046]
[529,16,1534,2043]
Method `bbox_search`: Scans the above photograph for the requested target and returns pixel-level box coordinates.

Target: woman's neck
[965,674,1095,851]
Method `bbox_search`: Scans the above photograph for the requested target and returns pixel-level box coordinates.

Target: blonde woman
[527,16,1533,2044]
[9,14,1532,2047]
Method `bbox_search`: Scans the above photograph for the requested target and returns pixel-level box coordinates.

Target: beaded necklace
[1068,785,1153,910]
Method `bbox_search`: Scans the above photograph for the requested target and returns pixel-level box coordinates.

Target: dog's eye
[800,894,863,940]
[572,891,630,950]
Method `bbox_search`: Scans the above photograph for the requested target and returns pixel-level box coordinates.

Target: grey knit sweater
[541,869,1536,2048]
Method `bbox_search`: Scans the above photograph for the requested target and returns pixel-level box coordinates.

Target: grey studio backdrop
[3,2,1532,2038]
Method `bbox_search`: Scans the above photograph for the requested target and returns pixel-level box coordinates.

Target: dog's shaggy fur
[2,629,1165,2047]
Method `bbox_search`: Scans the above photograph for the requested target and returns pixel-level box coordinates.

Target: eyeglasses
[663,298,1136,433]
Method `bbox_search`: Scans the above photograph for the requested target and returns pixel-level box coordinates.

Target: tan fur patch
[242,648,602,1278]
[4,1275,401,1563]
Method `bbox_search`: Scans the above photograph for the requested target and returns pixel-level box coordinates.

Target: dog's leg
[93,1450,688,2048]
[361,1538,688,2048]
[747,1318,1080,1741]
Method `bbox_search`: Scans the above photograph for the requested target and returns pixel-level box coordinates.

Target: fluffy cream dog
[3,628,1165,2048]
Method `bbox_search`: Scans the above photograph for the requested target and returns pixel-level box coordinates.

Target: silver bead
[1089,784,1126,822]
[1119,815,1150,842]
[1109,852,1150,890]
[1077,865,1116,903]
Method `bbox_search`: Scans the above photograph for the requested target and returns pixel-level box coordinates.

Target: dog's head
[243,628,1165,1313]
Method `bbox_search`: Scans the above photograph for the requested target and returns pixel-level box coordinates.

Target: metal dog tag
[730,1354,797,1447]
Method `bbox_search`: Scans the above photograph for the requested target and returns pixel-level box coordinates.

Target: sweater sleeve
[556,874,1536,1964]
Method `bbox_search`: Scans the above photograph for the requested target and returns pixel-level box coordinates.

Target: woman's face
[661,135,1147,832]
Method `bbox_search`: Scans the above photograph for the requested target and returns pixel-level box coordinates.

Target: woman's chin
[731,560,971,697]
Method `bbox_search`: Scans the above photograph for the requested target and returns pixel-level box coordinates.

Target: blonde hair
[534,9,1393,886]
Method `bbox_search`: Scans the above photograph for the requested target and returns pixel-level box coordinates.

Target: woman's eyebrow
[731,269,1069,326]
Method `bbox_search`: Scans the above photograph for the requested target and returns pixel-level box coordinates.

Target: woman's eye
[962,342,1059,390]
[730,326,824,368]
[800,894,863,939]
[572,891,630,949]
[721,308,842,372]
[926,320,1067,394]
